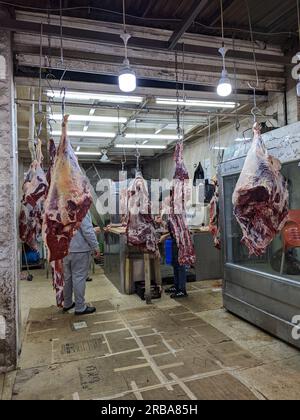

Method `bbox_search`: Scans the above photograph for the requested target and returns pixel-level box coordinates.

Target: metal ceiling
[5,0,296,163]
[2,0,299,48]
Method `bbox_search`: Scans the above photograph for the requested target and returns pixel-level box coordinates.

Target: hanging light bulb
[119,0,136,93]
[217,0,232,98]
[217,68,232,97]
[119,57,136,93]
[217,47,232,98]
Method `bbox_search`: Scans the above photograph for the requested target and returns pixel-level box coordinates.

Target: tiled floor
[1,268,300,400]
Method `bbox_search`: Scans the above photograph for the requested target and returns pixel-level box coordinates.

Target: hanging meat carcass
[19,139,48,250]
[44,139,65,307]
[43,116,93,263]
[168,142,196,266]
[233,123,289,256]
[126,174,159,256]
[209,179,221,250]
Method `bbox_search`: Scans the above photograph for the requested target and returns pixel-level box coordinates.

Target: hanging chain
[297,0,300,46]
[245,0,259,88]
[60,87,66,119]
[60,0,64,65]
[38,22,43,114]
[47,2,52,68]
[175,51,182,141]
[232,35,240,131]
[182,43,186,101]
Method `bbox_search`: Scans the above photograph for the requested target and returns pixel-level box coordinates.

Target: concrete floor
[1,267,300,400]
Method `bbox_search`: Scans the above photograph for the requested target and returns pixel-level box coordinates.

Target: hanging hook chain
[135,147,140,172]
[60,87,66,119]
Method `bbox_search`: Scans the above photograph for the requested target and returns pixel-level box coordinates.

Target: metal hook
[60,87,66,118]
[135,147,141,172]
[47,118,56,136]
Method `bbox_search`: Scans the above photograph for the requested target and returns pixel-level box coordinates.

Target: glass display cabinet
[219,122,300,348]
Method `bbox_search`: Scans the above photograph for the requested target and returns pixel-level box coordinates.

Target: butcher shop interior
[1,0,300,403]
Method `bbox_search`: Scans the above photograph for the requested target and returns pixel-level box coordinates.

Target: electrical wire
[122,0,126,33]
[220,0,224,43]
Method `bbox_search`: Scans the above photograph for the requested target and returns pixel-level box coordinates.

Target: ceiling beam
[0,18,289,64]
[168,0,210,50]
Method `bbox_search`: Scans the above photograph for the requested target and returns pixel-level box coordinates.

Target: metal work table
[104,226,161,304]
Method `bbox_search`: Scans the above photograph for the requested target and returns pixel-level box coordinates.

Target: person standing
[63,213,101,315]
[156,193,188,299]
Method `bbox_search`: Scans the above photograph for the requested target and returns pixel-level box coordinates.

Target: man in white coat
[63,213,101,315]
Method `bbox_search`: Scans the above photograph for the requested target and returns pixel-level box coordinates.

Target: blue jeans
[172,241,187,292]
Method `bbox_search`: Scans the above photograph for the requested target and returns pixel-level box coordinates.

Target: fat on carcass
[233,123,289,256]
[126,174,159,256]
[19,139,48,250]
[168,142,196,266]
[43,116,93,263]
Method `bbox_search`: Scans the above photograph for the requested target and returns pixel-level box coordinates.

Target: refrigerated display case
[219,122,300,348]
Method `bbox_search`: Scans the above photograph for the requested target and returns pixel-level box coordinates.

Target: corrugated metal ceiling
[4,0,299,46]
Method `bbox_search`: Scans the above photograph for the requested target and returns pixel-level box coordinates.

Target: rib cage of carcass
[233,123,289,256]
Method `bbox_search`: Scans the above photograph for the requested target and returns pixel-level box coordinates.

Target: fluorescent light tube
[75,151,102,156]
[156,98,237,108]
[234,137,252,142]
[115,144,167,149]
[52,131,115,138]
[212,146,227,150]
[47,91,143,103]
[76,146,81,152]
[51,114,128,123]
[125,133,181,140]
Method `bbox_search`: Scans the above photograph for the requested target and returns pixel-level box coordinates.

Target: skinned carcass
[19,139,48,250]
[45,139,65,307]
[233,123,289,256]
[43,116,93,263]
[209,180,221,250]
[168,142,196,266]
[126,174,159,256]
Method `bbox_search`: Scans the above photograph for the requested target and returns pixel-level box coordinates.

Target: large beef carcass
[19,139,48,250]
[45,139,65,307]
[168,142,196,266]
[43,116,93,262]
[209,180,221,250]
[126,174,159,256]
[233,123,289,256]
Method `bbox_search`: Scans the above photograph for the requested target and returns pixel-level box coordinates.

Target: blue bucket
[165,239,173,265]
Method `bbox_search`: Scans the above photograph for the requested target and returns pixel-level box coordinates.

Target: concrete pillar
[0,18,19,372]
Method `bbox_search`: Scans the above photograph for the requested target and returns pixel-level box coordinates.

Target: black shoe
[75,306,96,316]
[170,291,188,299]
[165,286,177,294]
[86,277,93,282]
[63,303,75,313]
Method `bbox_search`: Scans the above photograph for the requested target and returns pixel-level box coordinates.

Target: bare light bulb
[118,59,136,93]
[217,69,232,97]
